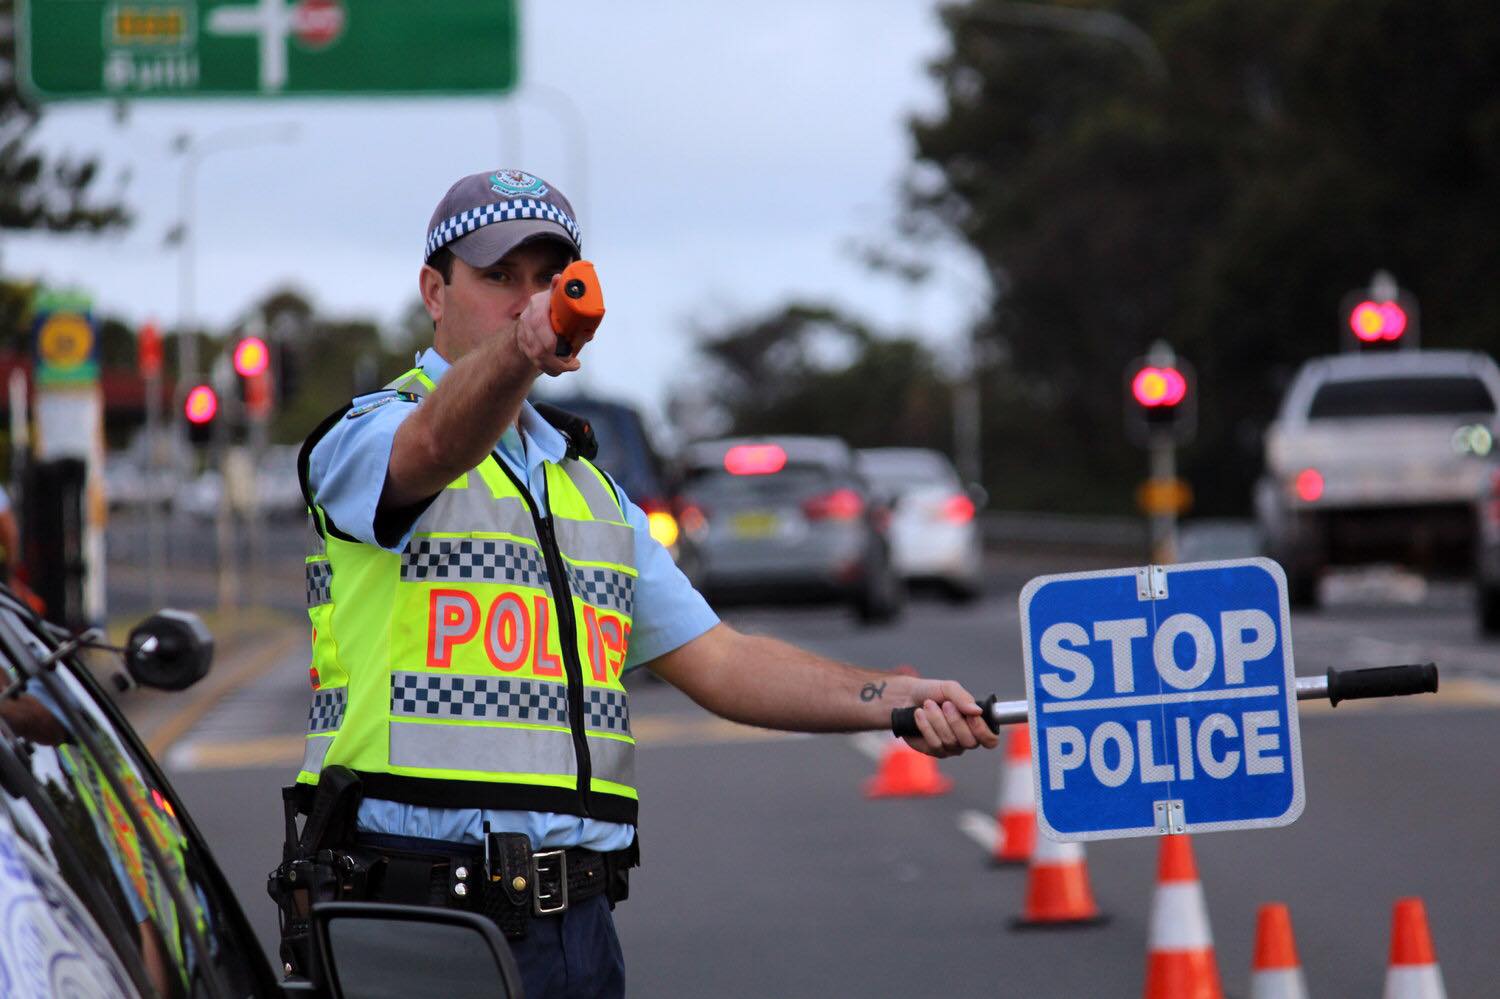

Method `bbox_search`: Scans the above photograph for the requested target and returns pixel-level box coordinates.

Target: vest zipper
[494,457,594,818]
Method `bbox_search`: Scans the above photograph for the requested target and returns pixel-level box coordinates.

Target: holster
[267,768,366,977]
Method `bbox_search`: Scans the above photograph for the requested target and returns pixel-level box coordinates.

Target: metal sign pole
[1148,432,1177,563]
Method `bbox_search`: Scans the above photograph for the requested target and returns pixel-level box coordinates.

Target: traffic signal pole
[1126,341,1195,563]
[1147,430,1178,563]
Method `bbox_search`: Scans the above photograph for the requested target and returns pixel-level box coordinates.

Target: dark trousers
[511,893,626,999]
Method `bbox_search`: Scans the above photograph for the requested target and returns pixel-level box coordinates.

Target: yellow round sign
[38,312,95,369]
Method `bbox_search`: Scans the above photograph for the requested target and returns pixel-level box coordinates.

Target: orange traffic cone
[1013,831,1106,927]
[1250,903,1308,999]
[1143,834,1223,999]
[864,736,952,798]
[991,724,1036,865]
[1383,898,1447,999]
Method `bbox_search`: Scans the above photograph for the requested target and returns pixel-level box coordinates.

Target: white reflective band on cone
[1148,883,1214,950]
[1031,833,1083,865]
[1251,967,1309,999]
[1002,755,1034,807]
[1383,966,1447,999]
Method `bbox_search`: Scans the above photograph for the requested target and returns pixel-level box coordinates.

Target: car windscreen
[1307,376,1497,419]
[683,465,839,507]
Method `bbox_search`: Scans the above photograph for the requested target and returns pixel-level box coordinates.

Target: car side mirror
[125,609,213,691]
[312,902,523,998]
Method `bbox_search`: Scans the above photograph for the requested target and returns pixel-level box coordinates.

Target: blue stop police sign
[1020,558,1304,841]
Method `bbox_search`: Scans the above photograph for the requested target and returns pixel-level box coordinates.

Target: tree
[0,0,128,233]
[907,0,1500,514]
[681,301,958,454]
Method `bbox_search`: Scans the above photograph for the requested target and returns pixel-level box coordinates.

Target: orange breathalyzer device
[550,260,605,356]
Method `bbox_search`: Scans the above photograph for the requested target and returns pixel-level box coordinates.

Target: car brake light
[940,494,976,523]
[678,503,707,536]
[724,444,787,475]
[1294,468,1324,502]
[803,488,864,520]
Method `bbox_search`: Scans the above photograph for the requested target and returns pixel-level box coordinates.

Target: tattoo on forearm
[859,682,887,702]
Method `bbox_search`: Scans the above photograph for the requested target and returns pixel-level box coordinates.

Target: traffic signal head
[1124,350,1196,446]
[1131,366,1188,409]
[1348,299,1407,344]
[232,335,270,377]
[184,384,218,424]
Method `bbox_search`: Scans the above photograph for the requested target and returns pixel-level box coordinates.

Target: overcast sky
[9,1,988,420]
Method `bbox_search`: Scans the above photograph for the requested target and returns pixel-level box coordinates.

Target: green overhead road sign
[20,0,519,100]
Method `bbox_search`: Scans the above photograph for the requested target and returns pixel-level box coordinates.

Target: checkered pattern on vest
[308,688,346,733]
[568,564,635,616]
[306,560,332,608]
[390,673,570,725]
[584,687,631,734]
[401,538,550,588]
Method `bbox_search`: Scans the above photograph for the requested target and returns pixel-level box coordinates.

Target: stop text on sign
[1038,609,1283,790]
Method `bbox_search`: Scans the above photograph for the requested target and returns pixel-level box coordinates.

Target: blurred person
[290,169,998,998]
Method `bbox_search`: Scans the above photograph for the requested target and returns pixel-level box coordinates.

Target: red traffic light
[1349,300,1407,342]
[184,384,218,425]
[232,335,270,377]
[1131,366,1188,408]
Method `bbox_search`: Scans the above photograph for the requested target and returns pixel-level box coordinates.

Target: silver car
[856,447,983,602]
[679,436,902,623]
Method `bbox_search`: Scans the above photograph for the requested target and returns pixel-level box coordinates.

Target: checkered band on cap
[308,688,346,734]
[424,198,583,260]
[401,537,549,588]
[585,688,631,735]
[390,672,570,725]
[306,560,332,608]
[568,564,635,617]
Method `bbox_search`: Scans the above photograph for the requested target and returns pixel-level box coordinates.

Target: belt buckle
[531,849,568,916]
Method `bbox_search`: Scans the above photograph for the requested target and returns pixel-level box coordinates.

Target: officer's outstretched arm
[384,280,567,510]
[648,623,998,759]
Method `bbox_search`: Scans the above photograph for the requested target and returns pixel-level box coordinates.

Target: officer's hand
[901,679,999,758]
[513,277,597,377]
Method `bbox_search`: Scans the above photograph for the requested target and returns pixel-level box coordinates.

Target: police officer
[295,168,998,998]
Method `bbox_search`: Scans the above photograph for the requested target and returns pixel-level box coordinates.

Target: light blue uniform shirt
[306,348,718,850]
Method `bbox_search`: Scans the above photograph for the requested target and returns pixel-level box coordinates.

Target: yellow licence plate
[731,511,780,539]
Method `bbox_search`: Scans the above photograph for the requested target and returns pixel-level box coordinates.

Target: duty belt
[350,831,637,939]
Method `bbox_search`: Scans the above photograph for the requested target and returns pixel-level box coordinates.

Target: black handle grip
[889,695,1001,738]
[1326,663,1438,706]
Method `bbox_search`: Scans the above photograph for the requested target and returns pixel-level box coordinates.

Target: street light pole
[173,123,301,387]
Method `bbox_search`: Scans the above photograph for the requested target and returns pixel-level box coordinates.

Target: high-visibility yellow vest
[297,368,640,825]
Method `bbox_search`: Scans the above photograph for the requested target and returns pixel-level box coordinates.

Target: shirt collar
[415,348,569,465]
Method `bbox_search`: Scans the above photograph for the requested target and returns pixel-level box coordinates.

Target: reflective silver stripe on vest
[306,560,332,608]
[416,487,539,542]
[583,687,630,735]
[390,721,578,776]
[401,537,550,587]
[554,518,635,567]
[302,735,333,775]
[586,733,635,789]
[308,687,346,733]
[391,672,570,726]
[559,460,622,521]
